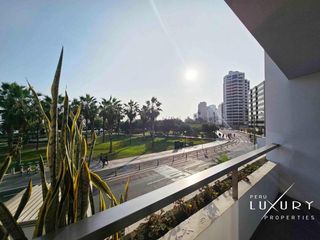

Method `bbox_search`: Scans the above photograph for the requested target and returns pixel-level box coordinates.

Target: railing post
[185,153,187,161]
[172,155,174,164]
[196,151,198,158]
[232,169,238,200]
[138,163,141,170]
[157,159,159,166]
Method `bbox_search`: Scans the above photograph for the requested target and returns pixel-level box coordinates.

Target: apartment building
[197,101,208,121]
[223,71,250,128]
[249,81,265,134]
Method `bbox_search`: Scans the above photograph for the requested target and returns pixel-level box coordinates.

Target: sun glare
[185,68,198,81]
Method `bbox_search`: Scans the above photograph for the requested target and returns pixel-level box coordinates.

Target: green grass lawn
[0,135,211,167]
[94,135,209,160]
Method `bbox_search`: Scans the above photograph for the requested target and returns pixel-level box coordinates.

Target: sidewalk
[92,140,228,172]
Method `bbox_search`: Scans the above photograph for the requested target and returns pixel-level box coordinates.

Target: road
[92,131,254,209]
[0,131,254,203]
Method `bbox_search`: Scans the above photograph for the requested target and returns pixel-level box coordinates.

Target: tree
[147,97,162,148]
[139,105,149,138]
[99,98,109,143]
[80,94,98,141]
[29,92,45,151]
[124,100,139,144]
[115,103,123,136]
[201,123,218,138]
[100,96,121,153]
[70,98,81,114]
[0,82,30,154]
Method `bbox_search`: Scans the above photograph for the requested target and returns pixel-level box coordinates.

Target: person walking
[105,154,109,166]
[99,153,105,168]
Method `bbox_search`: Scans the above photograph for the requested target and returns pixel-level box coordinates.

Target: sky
[0,0,264,120]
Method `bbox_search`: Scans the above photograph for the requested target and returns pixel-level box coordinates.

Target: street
[0,131,254,203]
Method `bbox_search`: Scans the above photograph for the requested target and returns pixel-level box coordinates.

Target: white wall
[257,136,266,148]
[265,53,320,209]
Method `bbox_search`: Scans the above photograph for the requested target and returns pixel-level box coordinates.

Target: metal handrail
[38,144,279,240]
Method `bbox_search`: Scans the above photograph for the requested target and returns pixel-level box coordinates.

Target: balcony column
[232,169,238,200]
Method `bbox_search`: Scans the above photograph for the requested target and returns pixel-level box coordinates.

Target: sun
[185,68,198,81]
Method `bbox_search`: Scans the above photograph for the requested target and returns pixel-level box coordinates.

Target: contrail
[149,0,187,68]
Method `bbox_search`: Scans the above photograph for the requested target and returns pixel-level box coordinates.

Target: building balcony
[30,144,298,240]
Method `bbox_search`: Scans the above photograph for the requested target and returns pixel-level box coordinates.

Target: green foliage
[39,155,48,200]
[29,49,129,237]
[99,96,122,153]
[201,123,218,138]
[124,100,139,144]
[0,82,31,151]
[125,158,267,240]
[0,156,32,240]
[217,153,229,163]
[0,202,27,240]
[14,179,32,220]
[0,156,11,182]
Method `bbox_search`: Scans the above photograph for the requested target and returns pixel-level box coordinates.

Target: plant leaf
[74,162,90,221]
[0,202,27,240]
[123,177,130,202]
[45,160,65,234]
[90,172,118,205]
[27,82,50,131]
[39,155,48,201]
[89,186,95,215]
[0,224,7,240]
[0,156,11,183]
[99,191,106,212]
[14,179,32,220]
[48,47,64,188]
[33,189,52,238]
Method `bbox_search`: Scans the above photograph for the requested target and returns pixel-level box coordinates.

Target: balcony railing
[37,144,279,240]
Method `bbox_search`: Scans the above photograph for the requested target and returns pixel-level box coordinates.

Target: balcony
[31,144,283,240]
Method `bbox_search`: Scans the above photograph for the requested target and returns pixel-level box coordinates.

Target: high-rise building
[197,102,208,121]
[223,71,249,128]
[249,81,265,134]
[207,104,218,124]
[218,103,224,125]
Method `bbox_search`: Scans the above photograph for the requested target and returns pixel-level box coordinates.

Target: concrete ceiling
[225,0,320,79]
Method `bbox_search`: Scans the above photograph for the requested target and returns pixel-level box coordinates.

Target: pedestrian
[105,154,109,166]
[99,153,105,168]
[102,157,106,168]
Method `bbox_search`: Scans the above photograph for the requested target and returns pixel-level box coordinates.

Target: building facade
[223,71,249,128]
[207,104,218,124]
[218,103,224,125]
[249,81,265,134]
[197,101,208,121]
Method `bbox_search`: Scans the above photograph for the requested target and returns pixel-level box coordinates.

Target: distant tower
[218,103,224,125]
[197,102,208,121]
[223,71,249,129]
[207,104,217,124]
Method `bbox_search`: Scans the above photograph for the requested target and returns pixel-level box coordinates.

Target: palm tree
[70,98,81,114]
[148,97,162,149]
[124,100,139,144]
[115,103,124,136]
[99,98,109,143]
[0,82,30,153]
[80,94,98,141]
[30,92,45,151]
[139,105,149,138]
[101,96,121,153]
